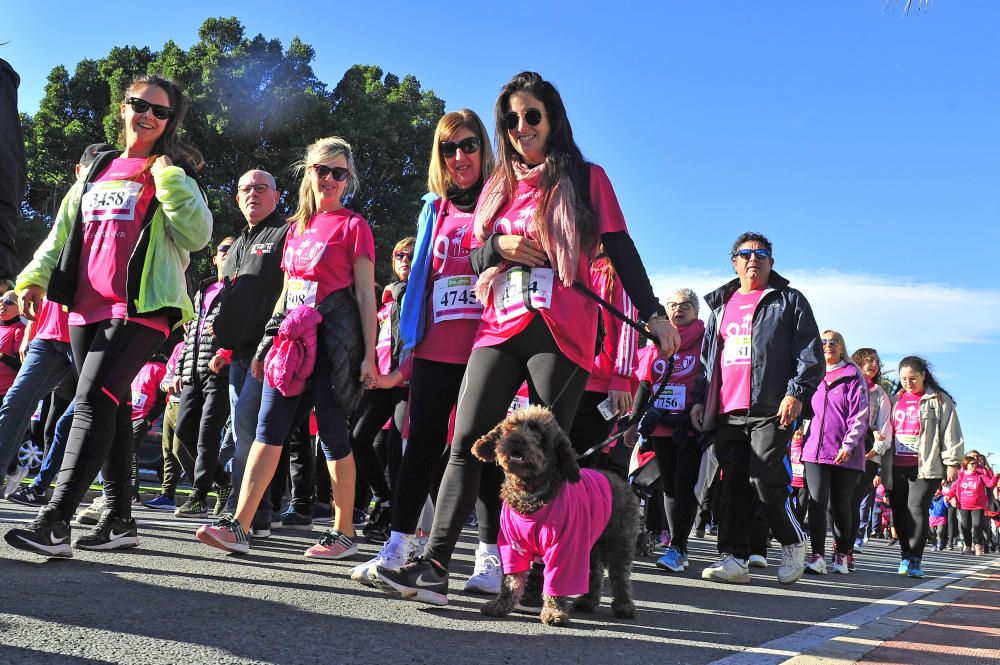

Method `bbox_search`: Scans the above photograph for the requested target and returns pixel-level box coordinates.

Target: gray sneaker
[174,495,209,519]
[701,554,751,584]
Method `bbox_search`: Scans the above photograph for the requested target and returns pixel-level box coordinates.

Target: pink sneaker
[304,529,358,560]
[196,514,249,554]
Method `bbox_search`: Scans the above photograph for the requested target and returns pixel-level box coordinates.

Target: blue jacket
[929,495,949,519]
[399,193,441,352]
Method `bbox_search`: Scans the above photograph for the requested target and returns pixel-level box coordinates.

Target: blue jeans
[0,338,74,472]
[225,357,270,519]
[31,400,75,491]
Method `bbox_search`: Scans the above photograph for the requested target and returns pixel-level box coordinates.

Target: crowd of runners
[1,70,996,613]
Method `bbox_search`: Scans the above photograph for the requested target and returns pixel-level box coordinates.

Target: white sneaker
[350,537,408,587]
[465,551,502,595]
[779,542,808,583]
[701,554,750,584]
[75,494,108,526]
[3,465,29,498]
[829,552,849,574]
[748,554,768,569]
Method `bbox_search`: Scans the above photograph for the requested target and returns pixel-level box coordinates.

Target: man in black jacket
[691,232,822,586]
[211,170,289,528]
[0,58,25,284]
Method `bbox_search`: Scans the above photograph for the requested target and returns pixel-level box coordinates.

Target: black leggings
[958,509,984,547]
[48,320,164,522]
[653,436,702,553]
[424,316,589,568]
[804,462,861,555]
[888,465,938,559]
[349,386,407,502]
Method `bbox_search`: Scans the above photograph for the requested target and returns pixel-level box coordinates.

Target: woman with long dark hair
[6,74,212,556]
[371,72,678,607]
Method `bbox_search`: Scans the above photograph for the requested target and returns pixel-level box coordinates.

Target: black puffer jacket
[178,278,228,385]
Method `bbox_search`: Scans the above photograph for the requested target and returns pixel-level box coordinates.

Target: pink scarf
[473,161,582,303]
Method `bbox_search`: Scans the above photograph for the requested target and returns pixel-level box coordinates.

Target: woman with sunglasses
[6,75,211,556]
[197,136,377,559]
[372,72,678,607]
[353,109,500,591]
[884,355,963,578]
[800,330,869,575]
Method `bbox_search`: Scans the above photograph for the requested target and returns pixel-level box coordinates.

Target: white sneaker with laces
[465,550,502,595]
[350,537,409,586]
[829,552,849,574]
[748,554,768,568]
[75,494,108,525]
[701,554,750,584]
[779,542,808,583]
[3,465,29,498]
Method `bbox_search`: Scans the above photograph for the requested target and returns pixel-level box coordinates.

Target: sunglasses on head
[439,136,481,159]
[394,251,413,261]
[311,164,349,182]
[734,248,771,261]
[504,108,544,131]
[238,183,272,195]
[126,97,174,120]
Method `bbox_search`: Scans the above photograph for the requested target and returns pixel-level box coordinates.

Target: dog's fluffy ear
[555,428,581,483]
[472,422,504,463]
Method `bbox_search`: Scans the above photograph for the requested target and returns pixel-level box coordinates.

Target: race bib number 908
[286,278,318,308]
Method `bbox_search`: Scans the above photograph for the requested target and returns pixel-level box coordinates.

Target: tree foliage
[20,17,444,284]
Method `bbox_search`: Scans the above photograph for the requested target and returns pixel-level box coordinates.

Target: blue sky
[5,2,999,459]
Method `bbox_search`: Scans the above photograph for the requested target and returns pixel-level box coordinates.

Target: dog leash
[572,282,656,343]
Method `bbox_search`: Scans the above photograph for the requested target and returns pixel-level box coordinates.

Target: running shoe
[212,485,232,517]
[362,500,391,543]
[465,550,502,595]
[4,508,72,558]
[75,494,108,526]
[805,553,827,575]
[352,507,367,527]
[853,538,865,554]
[701,554,750,584]
[962,546,973,555]
[748,554,768,569]
[250,514,272,539]
[75,513,140,550]
[351,536,409,587]
[656,546,689,572]
[174,495,209,519]
[142,494,175,511]
[896,557,910,575]
[408,533,428,562]
[907,557,925,578]
[312,502,334,525]
[829,552,849,574]
[975,544,984,556]
[694,527,706,539]
[6,485,48,507]
[304,529,358,560]
[3,465,29,498]
[370,557,449,606]
[463,511,478,530]
[279,509,314,531]
[196,514,249,554]
[777,542,807,584]
[846,552,856,572]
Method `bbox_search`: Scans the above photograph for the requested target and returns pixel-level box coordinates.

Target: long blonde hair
[288,136,359,234]
[427,109,495,198]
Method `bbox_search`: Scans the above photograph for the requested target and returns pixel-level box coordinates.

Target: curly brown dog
[471,405,639,627]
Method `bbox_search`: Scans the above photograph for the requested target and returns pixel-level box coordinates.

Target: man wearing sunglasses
[692,231,822,586]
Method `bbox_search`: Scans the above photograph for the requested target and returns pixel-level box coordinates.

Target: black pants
[958,509,984,548]
[425,316,588,568]
[174,370,231,498]
[48,320,163,522]
[349,386,407,502]
[43,375,76,467]
[804,462,862,555]
[887,465,938,559]
[653,435,702,553]
[714,413,805,559]
[287,420,315,513]
[568,390,617,464]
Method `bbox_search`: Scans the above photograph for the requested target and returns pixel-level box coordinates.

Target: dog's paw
[573,597,598,613]
[481,600,511,618]
[540,607,570,627]
[611,599,636,619]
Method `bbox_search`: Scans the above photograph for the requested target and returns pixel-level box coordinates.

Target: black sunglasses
[734,248,771,261]
[1,298,16,307]
[504,108,544,131]
[394,251,413,261]
[440,137,481,159]
[126,97,174,120]
[312,164,349,182]
[217,245,232,254]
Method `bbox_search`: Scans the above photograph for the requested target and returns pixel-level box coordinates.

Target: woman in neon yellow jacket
[5,74,211,558]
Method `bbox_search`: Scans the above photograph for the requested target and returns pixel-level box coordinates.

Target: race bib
[722,334,752,366]
[654,384,686,412]
[286,278,319,308]
[791,462,805,478]
[433,275,482,323]
[132,391,148,410]
[82,180,143,224]
[508,394,530,414]
[895,434,919,454]
[494,267,554,323]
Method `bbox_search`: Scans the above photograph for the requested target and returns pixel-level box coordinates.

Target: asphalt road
[0,497,995,665]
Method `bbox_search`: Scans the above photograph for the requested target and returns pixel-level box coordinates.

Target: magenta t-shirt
[472,165,628,371]
[33,298,70,343]
[0,320,25,395]
[196,281,224,340]
[498,468,612,596]
[718,290,765,413]
[130,361,166,421]
[635,319,704,438]
[375,295,393,375]
[414,201,482,365]
[281,209,375,308]
[893,391,923,466]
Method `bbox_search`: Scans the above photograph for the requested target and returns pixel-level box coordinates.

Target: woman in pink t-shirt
[371,72,679,607]
[7,75,211,558]
[197,137,377,560]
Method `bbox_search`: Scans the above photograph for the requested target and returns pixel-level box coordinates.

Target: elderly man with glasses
[691,231,822,585]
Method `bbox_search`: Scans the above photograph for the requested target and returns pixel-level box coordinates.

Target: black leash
[572,282,656,344]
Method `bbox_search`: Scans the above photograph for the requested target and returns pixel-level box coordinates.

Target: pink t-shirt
[893,391,922,467]
[33,298,70,343]
[163,341,184,404]
[281,209,375,307]
[586,257,638,394]
[70,157,168,335]
[635,319,705,437]
[950,468,997,511]
[789,432,805,488]
[196,281,224,340]
[498,468,613,597]
[376,295,393,375]
[0,319,26,395]
[131,361,166,421]
[414,201,482,364]
[718,290,766,414]
[472,166,628,371]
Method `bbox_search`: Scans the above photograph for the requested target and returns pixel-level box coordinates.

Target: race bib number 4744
[494,267,554,323]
